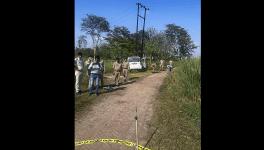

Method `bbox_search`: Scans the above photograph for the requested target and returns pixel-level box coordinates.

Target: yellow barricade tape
[75,138,151,150]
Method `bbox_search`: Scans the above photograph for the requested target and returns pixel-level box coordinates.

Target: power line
[111,12,135,26]
[135,2,149,58]
[109,7,135,25]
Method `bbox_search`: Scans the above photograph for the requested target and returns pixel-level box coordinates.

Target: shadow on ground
[129,77,140,80]
[151,71,160,73]
[100,86,127,94]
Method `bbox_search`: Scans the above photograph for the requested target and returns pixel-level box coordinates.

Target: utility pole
[141,6,149,58]
[135,3,149,58]
[135,3,140,56]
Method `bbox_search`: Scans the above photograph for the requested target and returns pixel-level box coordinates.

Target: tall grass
[148,58,201,150]
[104,59,115,74]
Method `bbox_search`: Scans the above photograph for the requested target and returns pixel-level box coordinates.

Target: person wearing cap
[122,58,129,82]
[88,56,103,96]
[112,58,122,86]
[74,52,84,95]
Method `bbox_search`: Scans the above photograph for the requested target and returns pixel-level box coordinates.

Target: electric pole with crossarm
[135,3,149,58]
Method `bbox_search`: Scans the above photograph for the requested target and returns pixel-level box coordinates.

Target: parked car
[127,56,146,70]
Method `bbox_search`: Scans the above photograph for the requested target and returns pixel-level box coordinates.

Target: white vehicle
[128,56,143,70]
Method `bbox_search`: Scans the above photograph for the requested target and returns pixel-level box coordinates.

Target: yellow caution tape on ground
[75,138,151,150]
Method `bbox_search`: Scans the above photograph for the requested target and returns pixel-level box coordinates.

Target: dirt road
[75,72,166,150]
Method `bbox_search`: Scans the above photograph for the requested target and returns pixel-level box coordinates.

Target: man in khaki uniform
[112,58,122,86]
[160,59,165,71]
[100,59,105,87]
[120,59,124,76]
[122,58,129,82]
[151,63,157,73]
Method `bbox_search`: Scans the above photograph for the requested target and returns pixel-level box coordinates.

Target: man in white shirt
[167,60,173,72]
[74,52,84,95]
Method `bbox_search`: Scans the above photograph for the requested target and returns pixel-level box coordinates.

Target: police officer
[151,62,157,73]
[122,58,129,82]
[100,59,105,87]
[112,58,122,86]
[160,59,164,71]
[75,52,84,95]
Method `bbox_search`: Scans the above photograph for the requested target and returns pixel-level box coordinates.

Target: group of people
[75,52,174,96]
[74,52,104,96]
[151,59,173,72]
[74,52,130,96]
[112,58,129,86]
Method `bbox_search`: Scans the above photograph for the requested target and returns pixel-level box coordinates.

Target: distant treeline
[76,14,197,62]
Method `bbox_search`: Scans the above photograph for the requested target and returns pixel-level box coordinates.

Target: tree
[81,14,110,52]
[165,24,197,59]
[77,35,87,49]
[144,28,173,63]
[145,28,160,64]
[105,26,136,59]
[177,28,197,58]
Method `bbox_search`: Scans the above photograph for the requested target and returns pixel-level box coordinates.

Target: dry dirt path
[75,72,167,150]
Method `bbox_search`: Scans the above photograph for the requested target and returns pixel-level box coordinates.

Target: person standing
[169,60,173,66]
[122,58,129,82]
[100,59,105,87]
[88,56,103,96]
[85,57,93,91]
[74,52,84,95]
[167,60,173,72]
[151,63,157,73]
[85,57,92,77]
[160,59,164,71]
[112,58,122,86]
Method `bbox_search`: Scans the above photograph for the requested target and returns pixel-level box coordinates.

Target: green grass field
[147,58,201,150]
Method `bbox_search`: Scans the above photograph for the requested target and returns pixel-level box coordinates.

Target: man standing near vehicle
[88,56,103,96]
[113,58,122,86]
[122,58,129,82]
[75,52,84,95]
